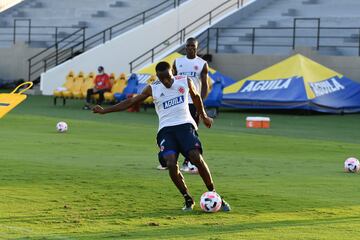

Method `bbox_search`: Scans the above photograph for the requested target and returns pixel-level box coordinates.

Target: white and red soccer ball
[200,191,222,212]
[56,121,68,133]
[344,157,360,173]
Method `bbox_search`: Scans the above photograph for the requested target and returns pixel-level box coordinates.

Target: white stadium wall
[40,0,256,95]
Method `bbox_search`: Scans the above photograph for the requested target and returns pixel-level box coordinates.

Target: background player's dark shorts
[157,123,202,167]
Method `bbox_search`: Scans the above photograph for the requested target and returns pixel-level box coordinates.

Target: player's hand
[202,116,213,128]
[92,105,105,114]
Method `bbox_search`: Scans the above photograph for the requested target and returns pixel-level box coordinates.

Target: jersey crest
[178,87,185,94]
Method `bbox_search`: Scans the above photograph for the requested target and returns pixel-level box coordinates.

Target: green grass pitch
[0,96,360,239]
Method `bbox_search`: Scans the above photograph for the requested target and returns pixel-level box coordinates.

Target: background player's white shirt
[175,56,206,104]
[151,75,197,132]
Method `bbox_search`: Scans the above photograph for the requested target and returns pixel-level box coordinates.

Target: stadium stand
[0,0,174,47]
[211,0,360,56]
[53,71,129,105]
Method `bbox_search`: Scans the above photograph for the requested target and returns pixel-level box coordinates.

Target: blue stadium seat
[204,79,223,109]
[114,73,138,102]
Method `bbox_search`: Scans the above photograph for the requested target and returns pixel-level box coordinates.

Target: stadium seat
[109,73,116,85]
[104,73,127,102]
[80,72,95,99]
[53,71,75,97]
[70,72,85,99]
[53,71,76,105]
[204,78,223,117]
[114,73,138,102]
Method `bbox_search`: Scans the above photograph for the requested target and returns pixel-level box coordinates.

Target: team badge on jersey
[178,87,185,94]
[194,65,199,71]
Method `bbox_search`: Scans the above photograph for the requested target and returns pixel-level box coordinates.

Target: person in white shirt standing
[92,61,230,211]
[172,37,209,172]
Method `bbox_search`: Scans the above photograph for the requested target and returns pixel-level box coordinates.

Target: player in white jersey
[92,61,230,212]
[173,37,209,172]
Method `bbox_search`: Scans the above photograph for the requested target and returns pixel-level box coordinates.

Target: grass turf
[0,95,359,239]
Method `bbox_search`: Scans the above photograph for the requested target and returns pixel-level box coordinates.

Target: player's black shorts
[157,123,202,167]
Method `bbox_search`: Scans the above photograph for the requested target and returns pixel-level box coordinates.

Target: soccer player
[92,61,231,211]
[172,37,209,172]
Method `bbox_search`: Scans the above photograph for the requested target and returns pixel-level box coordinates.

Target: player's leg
[188,149,214,191]
[181,104,200,172]
[178,124,231,211]
[157,128,194,210]
[187,149,231,211]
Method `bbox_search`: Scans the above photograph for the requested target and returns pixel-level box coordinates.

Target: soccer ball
[200,191,222,213]
[344,157,360,173]
[56,121,68,133]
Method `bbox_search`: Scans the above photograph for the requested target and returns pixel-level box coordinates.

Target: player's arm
[187,78,213,128]
[93,85,152,114]
[172,60,178,75]
[200,62,209,99]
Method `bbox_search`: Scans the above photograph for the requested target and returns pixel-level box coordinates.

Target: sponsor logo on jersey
[160,93,165,97]
[163,96,185,109]
[174,76,185,80]
[240,77,293,93]
[0,103,10,106]
[309,77,345,97]
[179,72,197,77]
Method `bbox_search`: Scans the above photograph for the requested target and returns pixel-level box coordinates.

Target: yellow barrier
[0,81,33,119]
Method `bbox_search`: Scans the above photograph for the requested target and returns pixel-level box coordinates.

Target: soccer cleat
[187,162,199,174]
[82,105,91,110]
[180,164,190,172]
[221,199,231,212]
[156,164,168,170]
[182,198,195,211]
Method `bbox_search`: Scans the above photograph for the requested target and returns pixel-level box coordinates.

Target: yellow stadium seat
[109,73,116,84]
[87,72,95,82]
[53,70,75,97]
[143,96,153,105]
[147,75,157,84]
[80,72,95,99]
[104,73,127,102]
[64,71,84,99]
